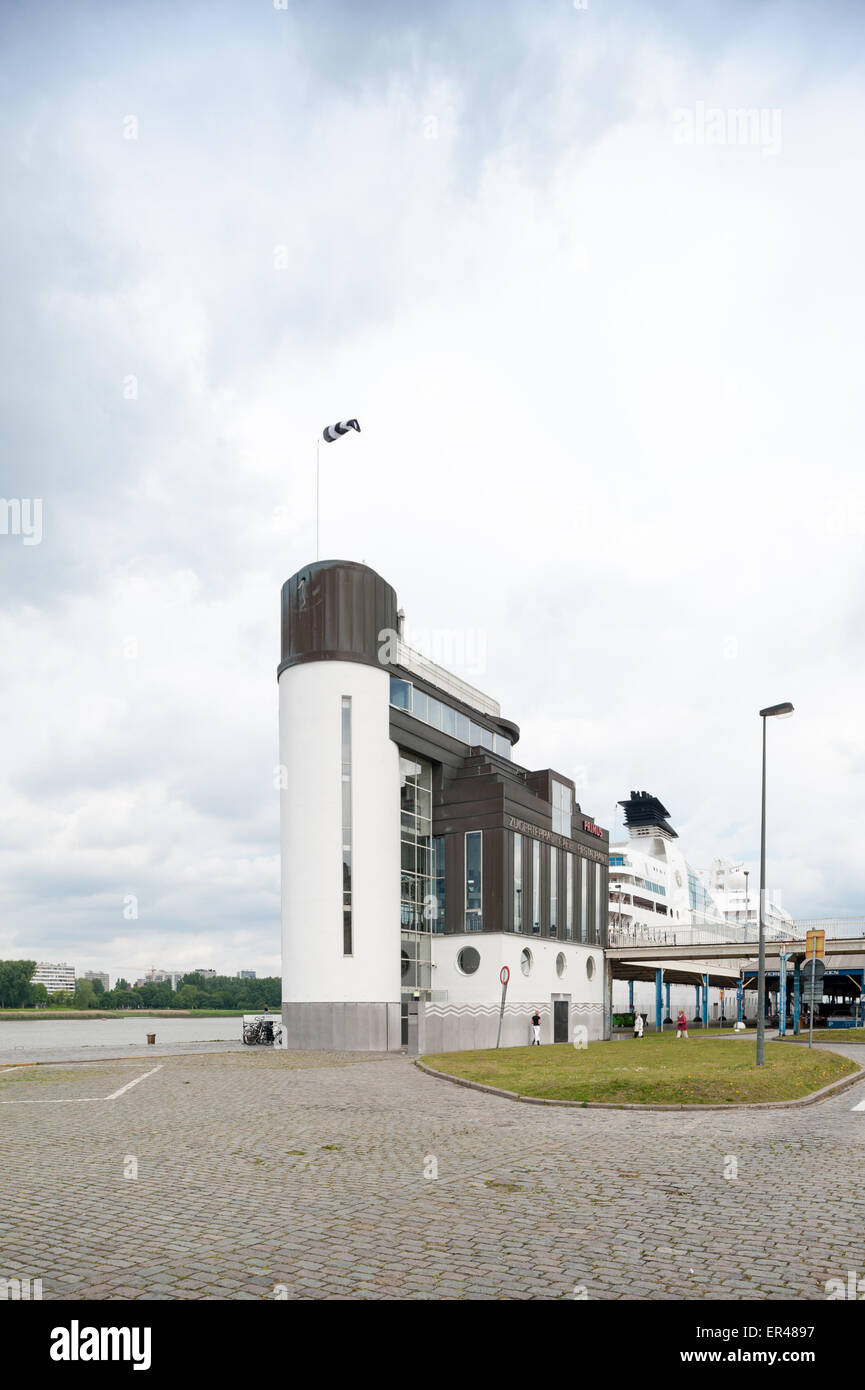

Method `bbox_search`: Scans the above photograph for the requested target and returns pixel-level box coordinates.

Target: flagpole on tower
[315,437,320,561]
[317,419,361,563]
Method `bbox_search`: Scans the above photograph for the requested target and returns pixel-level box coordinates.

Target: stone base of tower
[281,1001,403,1052]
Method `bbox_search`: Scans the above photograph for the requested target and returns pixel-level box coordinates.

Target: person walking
[531,1009,541,1045]
[633,1008,644,1039]
[676,1009,689,1039]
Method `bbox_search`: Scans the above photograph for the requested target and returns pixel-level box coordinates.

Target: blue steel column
[628,980,634,1012]
[702,974,709,1028]
[665,982,671,1023]
[655,969,664,1032]
[737,976,744,1024]
[793,956,801,1036]
[695,983,701,1023]
[778,954,788,1036]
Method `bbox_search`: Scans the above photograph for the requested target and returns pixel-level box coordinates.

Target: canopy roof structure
[610,957,740,987]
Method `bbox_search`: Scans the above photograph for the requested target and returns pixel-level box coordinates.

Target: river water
[0,1015,245,1062]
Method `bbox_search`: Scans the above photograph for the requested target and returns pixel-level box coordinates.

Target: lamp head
[759,702,794,719]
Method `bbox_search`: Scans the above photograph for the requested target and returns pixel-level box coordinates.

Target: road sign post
[803,930,825,1050]
[495,966,510,1049]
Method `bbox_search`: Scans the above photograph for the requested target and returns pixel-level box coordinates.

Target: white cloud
[2,0,864,978]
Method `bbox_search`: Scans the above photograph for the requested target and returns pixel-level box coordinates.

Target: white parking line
[105,1064,163,1100]
[0,1063,164,1105]
[851,1097,865,1111]
[0,1097,100,1104]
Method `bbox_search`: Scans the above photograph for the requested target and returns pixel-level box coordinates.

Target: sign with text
[505,815,607,864]
[805,929,826,959]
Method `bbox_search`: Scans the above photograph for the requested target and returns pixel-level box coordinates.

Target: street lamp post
[756,702,794,1067]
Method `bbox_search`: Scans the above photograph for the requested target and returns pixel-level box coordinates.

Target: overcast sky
[2,0,864,981]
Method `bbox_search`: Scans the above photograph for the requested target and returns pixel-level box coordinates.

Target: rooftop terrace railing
[395,641,500,720]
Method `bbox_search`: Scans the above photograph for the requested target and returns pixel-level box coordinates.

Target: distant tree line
[0,962,280,1012]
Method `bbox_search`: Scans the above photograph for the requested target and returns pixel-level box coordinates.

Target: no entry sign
[500,966,510,985]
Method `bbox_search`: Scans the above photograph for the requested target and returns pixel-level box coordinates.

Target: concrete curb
[0,1048,246,1070]
[414,1058,865,1112]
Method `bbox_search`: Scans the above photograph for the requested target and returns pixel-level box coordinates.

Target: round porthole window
[556,952,566,978]
[457,946,480,975]
[586,955,596,980]
[520,947,532,977]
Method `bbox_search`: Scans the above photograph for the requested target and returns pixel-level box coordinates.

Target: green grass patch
[421,1033,859,1105]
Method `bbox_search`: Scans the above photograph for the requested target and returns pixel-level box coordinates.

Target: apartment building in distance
[30,963,76,994]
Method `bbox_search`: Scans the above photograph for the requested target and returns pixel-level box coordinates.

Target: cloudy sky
[2,0,864,981]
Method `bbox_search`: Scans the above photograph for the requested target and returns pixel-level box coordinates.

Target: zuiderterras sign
[505,816,608,864]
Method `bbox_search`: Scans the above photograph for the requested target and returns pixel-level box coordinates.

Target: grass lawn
[421,1032,859,1105]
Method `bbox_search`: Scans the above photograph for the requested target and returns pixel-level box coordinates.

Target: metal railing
[395,641,500,719]
[607,917,865,949]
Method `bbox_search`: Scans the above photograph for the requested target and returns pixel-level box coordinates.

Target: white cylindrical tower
[278,561,402,1050]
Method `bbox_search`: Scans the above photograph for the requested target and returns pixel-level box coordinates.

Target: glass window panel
[389,677,412,710]
[399,749,435,957]
[514,833,523,933]
[413,690,428,723]
[442,705,456,737]
[594,862,602,944]
[580,860,588,943]
[341,696,352,955]
[481,727,493,750]
[455,712,471,742]
[550,850,558,938]
[469,722,484,746]
[532,840,540,935]
[494,734,510,759]
[465,830,482,931]
[427,697,442,729]
[432,835,445,934]
[566,852,574,939]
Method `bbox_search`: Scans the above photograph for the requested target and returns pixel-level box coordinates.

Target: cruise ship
[608,791,794,946]
[704,859,795,941]
[608,791,727,945]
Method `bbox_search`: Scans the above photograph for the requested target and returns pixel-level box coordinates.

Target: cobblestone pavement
[2,1047,865,1301]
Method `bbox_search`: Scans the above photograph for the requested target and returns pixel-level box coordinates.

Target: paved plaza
[2,1046,865,1300]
